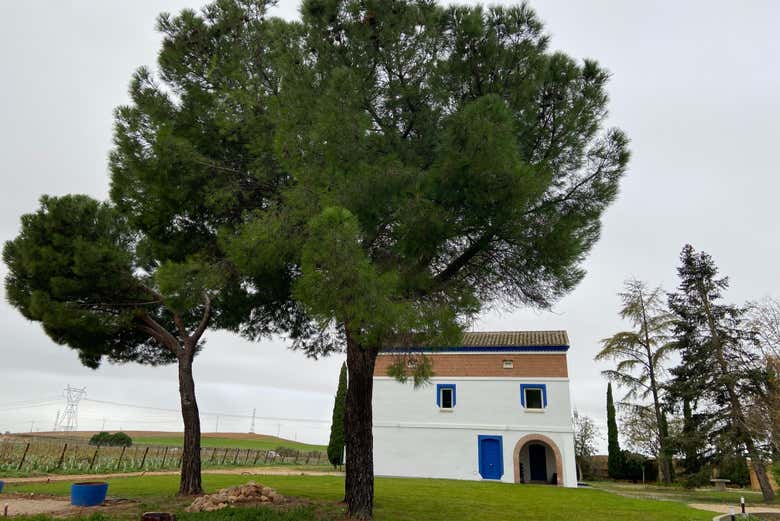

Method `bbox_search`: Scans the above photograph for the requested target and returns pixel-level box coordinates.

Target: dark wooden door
[529,444,547,481]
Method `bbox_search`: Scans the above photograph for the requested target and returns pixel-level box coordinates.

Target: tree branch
[190,293,212,346]
[433,232,494,285]
[136,312,180,355]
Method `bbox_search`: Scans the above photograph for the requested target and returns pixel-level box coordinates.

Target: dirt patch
[0,493,135,517]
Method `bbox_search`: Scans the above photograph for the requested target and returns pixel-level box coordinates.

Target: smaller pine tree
[327,363,347,468]
[607,383,623,478]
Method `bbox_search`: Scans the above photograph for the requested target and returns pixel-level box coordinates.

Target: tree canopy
[227,1,630,516]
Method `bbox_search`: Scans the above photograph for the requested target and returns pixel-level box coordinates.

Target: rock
[185,482,286,512]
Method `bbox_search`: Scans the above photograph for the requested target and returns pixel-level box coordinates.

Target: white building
[372,330,578,487]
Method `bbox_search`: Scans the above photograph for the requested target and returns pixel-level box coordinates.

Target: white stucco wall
[372,376,578,487]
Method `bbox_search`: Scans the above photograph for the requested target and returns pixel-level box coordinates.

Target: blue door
[478,435,503,480]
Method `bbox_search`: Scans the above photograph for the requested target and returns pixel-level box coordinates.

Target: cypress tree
[607,382,623,478]
[327,363,348,468]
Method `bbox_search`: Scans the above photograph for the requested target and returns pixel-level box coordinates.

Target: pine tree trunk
[344,327,377,520]
[177,351,203,496]
[745,438,776,501]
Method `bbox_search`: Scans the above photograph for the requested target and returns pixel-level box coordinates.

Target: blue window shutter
[520,384,548,407]
[436,384,456,407]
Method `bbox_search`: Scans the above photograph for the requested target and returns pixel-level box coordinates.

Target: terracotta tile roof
[460,330,569,347]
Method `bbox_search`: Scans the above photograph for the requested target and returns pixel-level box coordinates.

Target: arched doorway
[513,434,564,486]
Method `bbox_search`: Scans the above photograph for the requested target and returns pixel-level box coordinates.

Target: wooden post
[220,449,228,465]
[116,446,126,470]
[209,447,218,464]
[263,450,270,464]
[140,447,150,469]
[294,450,300,464]
[56,443,68,469]
[17,442,31,471]
[253,450,261,465]
[161,446,169,467]
[232,448,240,464]
[89,447,99,470]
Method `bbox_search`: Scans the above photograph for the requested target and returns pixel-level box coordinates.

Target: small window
[503,360,514,369]
[525,388,543,409]
[520,384,547,410]
[440,387,453,409]
[436,384,456,409]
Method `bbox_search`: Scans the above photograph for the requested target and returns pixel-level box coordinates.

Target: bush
[89,431,133,447]
[621,451,646,482]
[89,432,112,446]
[109,432,132,447]
[683,466,712,489]
[718,456,750,487]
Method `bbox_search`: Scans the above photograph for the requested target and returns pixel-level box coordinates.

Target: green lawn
[5,474,715,521]
[133,435,324,453]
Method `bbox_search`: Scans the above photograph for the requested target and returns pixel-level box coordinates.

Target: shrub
[683,466,712,489]
[89,432,112,446]
[89,431,132,447]
[109,432,132,447]
[621,451,646,482]
[718,456,750,487]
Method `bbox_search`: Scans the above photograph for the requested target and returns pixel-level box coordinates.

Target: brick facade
[374,352,568,378]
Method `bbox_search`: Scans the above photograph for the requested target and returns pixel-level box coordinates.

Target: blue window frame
[436,384,456,408]
[520,384,548,409]
[478,435,504,479]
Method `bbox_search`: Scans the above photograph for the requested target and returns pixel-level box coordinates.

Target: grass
[133,435,324,453]
[4,473,717,521]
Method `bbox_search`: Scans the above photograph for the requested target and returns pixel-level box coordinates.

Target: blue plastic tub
[71,482,108,506]
[0,479,4,493]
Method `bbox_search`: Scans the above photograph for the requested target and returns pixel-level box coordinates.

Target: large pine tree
[258,2,629,516]
[667,244,775,501]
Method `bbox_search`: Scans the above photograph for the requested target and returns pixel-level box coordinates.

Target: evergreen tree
[3,1,297,496]
[327,363,348,468]
[596,280,675,482]
[667,244,775,500]
[254,2,629,516]
[607,382,624,478]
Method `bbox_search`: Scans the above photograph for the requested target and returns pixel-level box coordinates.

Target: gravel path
[688,502,780,514]
[2,467,342,485]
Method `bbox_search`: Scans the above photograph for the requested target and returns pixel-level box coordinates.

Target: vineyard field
[0,433,328,477]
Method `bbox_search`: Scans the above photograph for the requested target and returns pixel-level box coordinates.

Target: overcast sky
[1,0,778,448]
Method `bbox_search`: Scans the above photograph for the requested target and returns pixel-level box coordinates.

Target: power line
[81,398,329,424]
[0,400,60,413]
